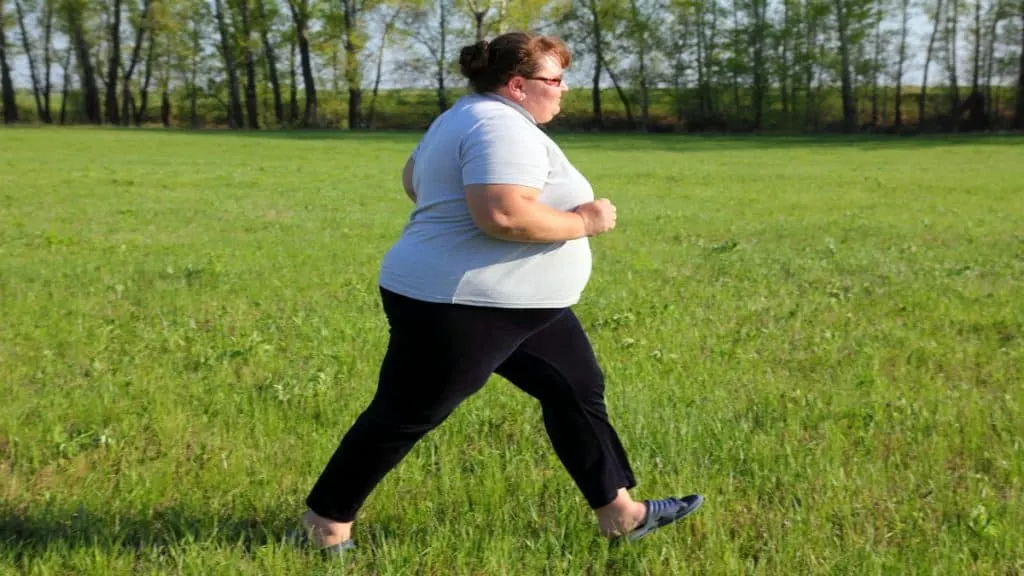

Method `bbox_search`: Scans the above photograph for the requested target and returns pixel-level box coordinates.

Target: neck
[482,91,536,124]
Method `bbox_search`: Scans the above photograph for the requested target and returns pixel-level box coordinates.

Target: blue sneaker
[621,494,704,543]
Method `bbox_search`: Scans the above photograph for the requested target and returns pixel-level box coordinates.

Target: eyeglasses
[525,76,564,87]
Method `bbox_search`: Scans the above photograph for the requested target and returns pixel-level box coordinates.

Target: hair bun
[459,40,490,79]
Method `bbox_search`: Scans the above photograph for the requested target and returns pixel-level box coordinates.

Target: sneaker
[620,494,704,543]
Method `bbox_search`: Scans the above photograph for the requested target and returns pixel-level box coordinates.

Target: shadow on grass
[0,504,278,555]
[0,502,419,561]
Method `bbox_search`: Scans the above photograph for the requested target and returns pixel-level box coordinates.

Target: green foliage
[1,128,1023,574]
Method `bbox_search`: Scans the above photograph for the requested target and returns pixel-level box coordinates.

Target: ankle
[303,509,353,546]
[596,492,647,537]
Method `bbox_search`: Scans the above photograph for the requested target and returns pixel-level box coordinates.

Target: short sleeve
[460,118,550,190]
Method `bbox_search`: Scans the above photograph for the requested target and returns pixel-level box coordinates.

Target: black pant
[305,288,636,523]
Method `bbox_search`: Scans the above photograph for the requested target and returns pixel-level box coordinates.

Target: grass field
[1,127,1022,575]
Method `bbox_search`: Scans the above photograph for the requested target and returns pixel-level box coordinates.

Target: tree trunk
[695,2,706,118]
[948,0,960,119]
[0,0,16,124]
[106,0,122,125]
[781,0,791,123]
[920,0,944,126]
[291,0,317,127]
[215,0,244,128]
[731,0,742,113]
[752,0,767,130]
[14,0,47,122]
[983,4,1002,121]
[59,45,72,124]
[871,0,882,127]
[68,2,101,124]
[436,0,449,114]
[240,0,259,128]
[369,8,399,130]
[189,16,200,127]
[834,0,856,132]
[289,35,298,123]
[894,0,909,127]
[469,2,486,42]
[42,0,54,122]
[161,87,170,127]
[588,0,603,129]
[342,0,363,130]
[122,0,151,126]
[1015,1,1024,129]
[629,0,649,131]
[972,0,982,92]
[600,53,634,126]
[256,0,283,125]
[705,2,720,114]
[137,28,156,125]
[804,0,816,129]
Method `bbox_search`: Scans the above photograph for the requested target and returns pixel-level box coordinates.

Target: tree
[367,4,399,128]
[666,0,694,127]
[0,0,17,123]
[41,0,54,122]
[750,0,770,129]
[14,0,50,122]
[287,0,315,126]
[214,0,244,127]
[834,0,857,131]
[1015,0,1023,128]
[106,0,122,124]
[58,41,72,123]
[626,0,660,131]
[64,0,102,124]
[893,0,910,127]
[464,0,490,41]
[398,0,457,115]
[238,0,259,128]
[255,0,283,125]
[945,0,961,118]
[696,0,722,120]
[169,0,210,127]
[339,0,374,130]
[920,0,945,124]
[557,0,614,128]
[121,0,152,125]
[137,17,156,124]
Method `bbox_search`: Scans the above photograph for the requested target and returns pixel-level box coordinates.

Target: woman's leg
[493,309,647,536]
[303,289,562,545]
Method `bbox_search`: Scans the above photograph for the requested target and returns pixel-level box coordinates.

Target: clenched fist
[574,199,618,237]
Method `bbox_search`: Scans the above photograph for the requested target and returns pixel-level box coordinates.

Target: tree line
[0,0,1022,132]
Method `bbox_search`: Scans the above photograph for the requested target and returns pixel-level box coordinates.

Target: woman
[300,31,703,555]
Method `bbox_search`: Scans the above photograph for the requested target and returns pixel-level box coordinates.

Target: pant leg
[305,289,562,523]
[495,309,636,510]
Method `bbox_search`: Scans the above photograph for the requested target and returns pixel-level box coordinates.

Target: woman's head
[459,32,571,124]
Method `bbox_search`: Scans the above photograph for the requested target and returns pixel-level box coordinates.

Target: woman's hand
[574,199,617,237]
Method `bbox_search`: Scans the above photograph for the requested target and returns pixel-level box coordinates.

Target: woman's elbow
[472,209,518,238]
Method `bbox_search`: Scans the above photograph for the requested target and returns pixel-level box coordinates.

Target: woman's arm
[465,184,617,243]
[402,155,416,202]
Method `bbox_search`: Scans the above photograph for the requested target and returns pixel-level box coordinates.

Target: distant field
[1,128,1022,574]
[16,84,1019,130]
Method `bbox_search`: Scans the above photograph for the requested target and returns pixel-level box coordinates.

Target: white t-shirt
[378,92,595,308]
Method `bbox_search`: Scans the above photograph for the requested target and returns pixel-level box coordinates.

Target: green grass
[1,127,1023,574]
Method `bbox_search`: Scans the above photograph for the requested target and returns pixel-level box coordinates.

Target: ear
[507,76,526,98]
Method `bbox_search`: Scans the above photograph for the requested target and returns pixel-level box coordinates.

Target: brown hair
[458,32,571,94]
